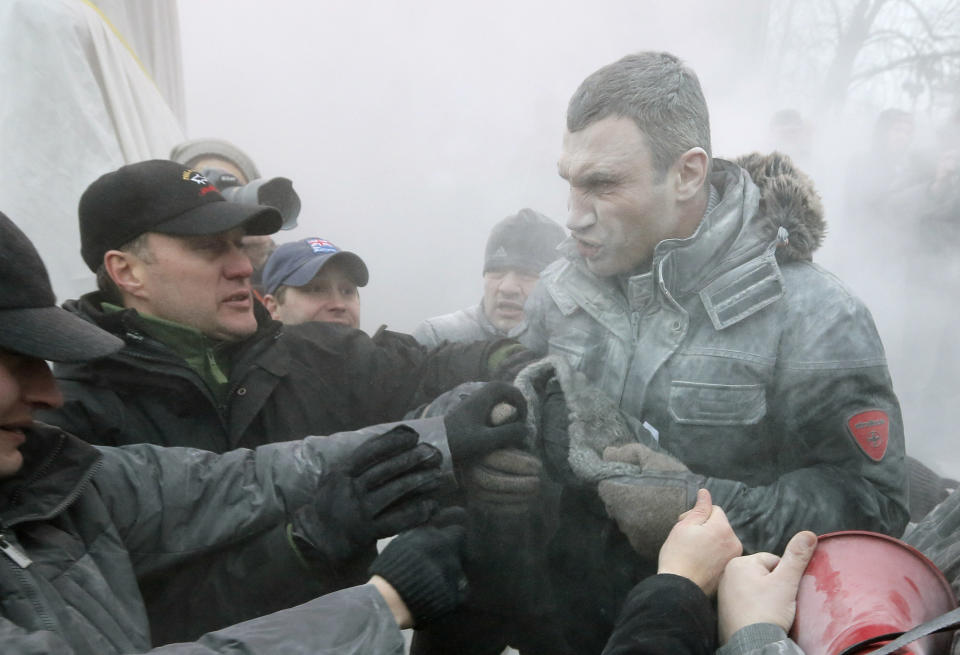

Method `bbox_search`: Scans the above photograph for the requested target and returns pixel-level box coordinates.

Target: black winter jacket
[601,574,716,655]
[42,293,505,451]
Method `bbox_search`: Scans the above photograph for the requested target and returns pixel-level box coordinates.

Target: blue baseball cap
[262,238,369,295]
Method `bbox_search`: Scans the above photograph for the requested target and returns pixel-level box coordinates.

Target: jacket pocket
[668,381,766,426]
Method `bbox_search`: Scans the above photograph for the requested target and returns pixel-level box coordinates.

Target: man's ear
[103,250,148,300]
[674,147,709,202]
[262,294,281,320]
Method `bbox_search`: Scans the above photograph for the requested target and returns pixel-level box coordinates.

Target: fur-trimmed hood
[635,152,827,303]
[734,151,826,263]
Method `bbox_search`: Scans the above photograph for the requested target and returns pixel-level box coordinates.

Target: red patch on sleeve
[846,410,889,462]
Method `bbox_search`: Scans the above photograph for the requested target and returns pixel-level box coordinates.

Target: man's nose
[498,272,523,295]
[22,360,64,409]
[224,244,254,279]
[566,191,595,232]
[327,293,348,310]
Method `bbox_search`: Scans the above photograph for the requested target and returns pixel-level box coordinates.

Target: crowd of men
[1,50,958,655]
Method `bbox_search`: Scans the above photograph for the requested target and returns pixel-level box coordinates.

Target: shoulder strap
[838,606,960,655]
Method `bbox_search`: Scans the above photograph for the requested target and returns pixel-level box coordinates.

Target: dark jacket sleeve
[95,416,453,574]
[904,488,960,599]
[601,574,716,655]
[139,523,374,644]
[284,322,517,425]
[111,416,452,644]
[0,584,405,655]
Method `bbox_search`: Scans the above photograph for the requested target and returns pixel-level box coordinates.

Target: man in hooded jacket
[524,51,906,654]
[412,52,908,655]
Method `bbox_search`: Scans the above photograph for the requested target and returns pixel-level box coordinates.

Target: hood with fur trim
[734,151,826,263]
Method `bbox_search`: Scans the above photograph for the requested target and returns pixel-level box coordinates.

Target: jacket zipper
[0,530,32,567]
[0,450,104,630]
[0,520,55,630]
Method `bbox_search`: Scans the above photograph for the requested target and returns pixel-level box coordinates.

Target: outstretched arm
[602,489,742,655]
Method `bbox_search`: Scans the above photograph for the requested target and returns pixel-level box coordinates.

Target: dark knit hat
[79,159,282,271]
[483,209,565,275]
[0,211,122,362]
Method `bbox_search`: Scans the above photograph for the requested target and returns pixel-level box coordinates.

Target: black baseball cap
[0,211,122,362]
[262,238,369,295]
[79,159,283,272]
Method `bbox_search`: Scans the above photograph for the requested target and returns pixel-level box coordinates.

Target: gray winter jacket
[717,625,805,655]
[0,419,453,654]
[904,489,960,654]
[522,154,908,553]
[414,302,527,348]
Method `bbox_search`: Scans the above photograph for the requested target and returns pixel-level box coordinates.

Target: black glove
[291,425,444,565]
[369,506,469,626]
[444,381,529,463]
[539,376,576,484]
[488,342,542,381]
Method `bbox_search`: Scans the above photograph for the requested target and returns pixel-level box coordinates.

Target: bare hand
[656,488,743,596]
[717,530,818,644]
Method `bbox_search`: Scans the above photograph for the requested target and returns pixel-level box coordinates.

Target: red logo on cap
[846,410,889,461]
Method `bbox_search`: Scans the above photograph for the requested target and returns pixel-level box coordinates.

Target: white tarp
[0,0,185,301]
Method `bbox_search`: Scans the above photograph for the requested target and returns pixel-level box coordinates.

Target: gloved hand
[369,506,470,627]
[487,342,543,381]
[596,443,706,561]
[444,381,528,463]
[290,425,444,565]
[463,448,543,514]
[539,376,576,485]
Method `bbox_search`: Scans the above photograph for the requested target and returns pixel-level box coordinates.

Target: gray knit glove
[597,443,706,560]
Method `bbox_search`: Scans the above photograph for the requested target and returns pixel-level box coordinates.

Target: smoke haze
[180,1,958,472]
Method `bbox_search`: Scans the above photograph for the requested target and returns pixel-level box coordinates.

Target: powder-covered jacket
[716,626,806,655]
[523,154,908,553]
[413,302,527,348]
[0,419,452,654]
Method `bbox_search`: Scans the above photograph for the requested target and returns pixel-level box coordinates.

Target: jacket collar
[653,159,767,299]
[0,424,102,527]
[66,292,281,362]
[546,158,791,332]
[551,159,763,299]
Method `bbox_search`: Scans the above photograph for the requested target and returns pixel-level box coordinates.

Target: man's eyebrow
[568,168,623,188]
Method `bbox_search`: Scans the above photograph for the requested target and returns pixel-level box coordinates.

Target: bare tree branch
[900,0,943,40]
[851,50,960,81]
[865,28,930,52]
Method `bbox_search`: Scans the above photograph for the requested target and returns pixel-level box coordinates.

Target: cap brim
[0,306,123,363]
[282,251,370,289]
[154,200,282,237]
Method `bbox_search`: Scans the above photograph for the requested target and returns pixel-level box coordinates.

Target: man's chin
[213,320,259,342]
[0,450,24,480]
[489,314,523,331]
[584,257,630,278]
